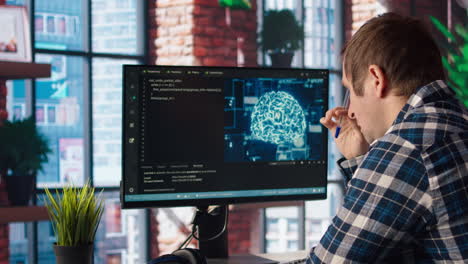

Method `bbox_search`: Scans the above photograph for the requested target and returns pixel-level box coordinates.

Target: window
[94,192,147,264]
[35,54,86,186]
[286,219,298,233]
[305,184,343,248]
[266,218,279,233]
[6,0,147,263]
[287,240,299,251]
[265,239,280,253]
[265,207,299,253]
[32,0,144,188]
[303,0,337,69]
[8,223,28,264]
[92,58,138,186]
[261,0,344,254]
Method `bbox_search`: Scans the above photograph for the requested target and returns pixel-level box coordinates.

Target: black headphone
[148,248,207,264]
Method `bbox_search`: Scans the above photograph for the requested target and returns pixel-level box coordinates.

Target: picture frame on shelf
[0,6,32,62]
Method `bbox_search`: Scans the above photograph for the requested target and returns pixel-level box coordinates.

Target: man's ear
[368,64,387,98]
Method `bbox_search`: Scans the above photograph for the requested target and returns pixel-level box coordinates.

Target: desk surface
[208,250,308,264]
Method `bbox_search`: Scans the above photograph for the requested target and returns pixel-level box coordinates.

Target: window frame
[260,0,345,253]
[7,0,150,263]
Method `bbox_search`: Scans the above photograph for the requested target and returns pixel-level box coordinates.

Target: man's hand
[320,107,369,159]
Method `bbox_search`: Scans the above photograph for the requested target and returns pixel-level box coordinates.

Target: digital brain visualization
[250,91,306,145]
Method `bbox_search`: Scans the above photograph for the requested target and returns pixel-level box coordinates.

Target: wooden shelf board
[0,61,51,80]
[0,206,49,224]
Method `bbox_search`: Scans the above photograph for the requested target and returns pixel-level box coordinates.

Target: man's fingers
[320,117,337,130]
[320,109,338,129]
[334,109,348,118]
[320,107,348,130]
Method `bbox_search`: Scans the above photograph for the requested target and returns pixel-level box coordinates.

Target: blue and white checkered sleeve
[337,155,365,186]
[309,135,434,263]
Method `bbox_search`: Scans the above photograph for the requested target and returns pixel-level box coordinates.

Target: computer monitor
[121,65,328,258]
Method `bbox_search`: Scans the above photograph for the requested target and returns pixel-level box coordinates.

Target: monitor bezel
[121,65,329,209]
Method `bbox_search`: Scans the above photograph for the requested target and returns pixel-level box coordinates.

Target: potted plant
[0,117,51,206]
[44,182,104,264]
[260,9,304,67]
[430,16,468,108]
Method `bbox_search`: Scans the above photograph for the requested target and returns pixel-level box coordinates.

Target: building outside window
[265,207,300,252]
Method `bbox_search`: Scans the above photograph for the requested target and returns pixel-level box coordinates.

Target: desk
[208,250,308,264]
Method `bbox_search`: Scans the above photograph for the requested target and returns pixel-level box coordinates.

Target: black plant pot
[5,174,35,206]
[53,244,93,264]
[269,52,294,68]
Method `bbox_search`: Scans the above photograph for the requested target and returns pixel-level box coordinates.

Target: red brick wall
[149,0,257,67]
[344,0,450,42]
[228,207,261,254]
[344,0,353,43]
[191,0,257,67]
[344,0,381,40]
[150,0,195,65]
[385,0,447,36]
[149,209,160,258]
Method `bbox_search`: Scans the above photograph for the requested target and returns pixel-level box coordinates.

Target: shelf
[0,206,49,224]
[0,61,51,80]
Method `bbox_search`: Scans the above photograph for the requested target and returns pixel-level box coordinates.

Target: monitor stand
[195,205,277,264]
[196,205,229,258]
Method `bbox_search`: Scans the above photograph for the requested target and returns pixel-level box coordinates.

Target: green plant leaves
[455,24,468,42]
[0,117,51,175]
[431,16,468,109]
[430,16,455,42]
[44,182,104,246]
[260,9,304,53]
[218,0,251,10]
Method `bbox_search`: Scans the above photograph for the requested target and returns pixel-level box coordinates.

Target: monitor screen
[122,65,328,208]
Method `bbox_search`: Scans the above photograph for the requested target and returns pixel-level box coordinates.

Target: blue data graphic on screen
[224,78,325,162]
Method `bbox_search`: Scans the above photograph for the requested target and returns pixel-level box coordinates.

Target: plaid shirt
[308,80,468,263]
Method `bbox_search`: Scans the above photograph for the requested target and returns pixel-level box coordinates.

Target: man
[311,13,468,263]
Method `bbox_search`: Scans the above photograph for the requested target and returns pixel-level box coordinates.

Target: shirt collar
[406,80,454,109]
[370,80,452,147]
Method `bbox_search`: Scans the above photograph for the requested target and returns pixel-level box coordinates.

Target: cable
[177,232,194,250]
